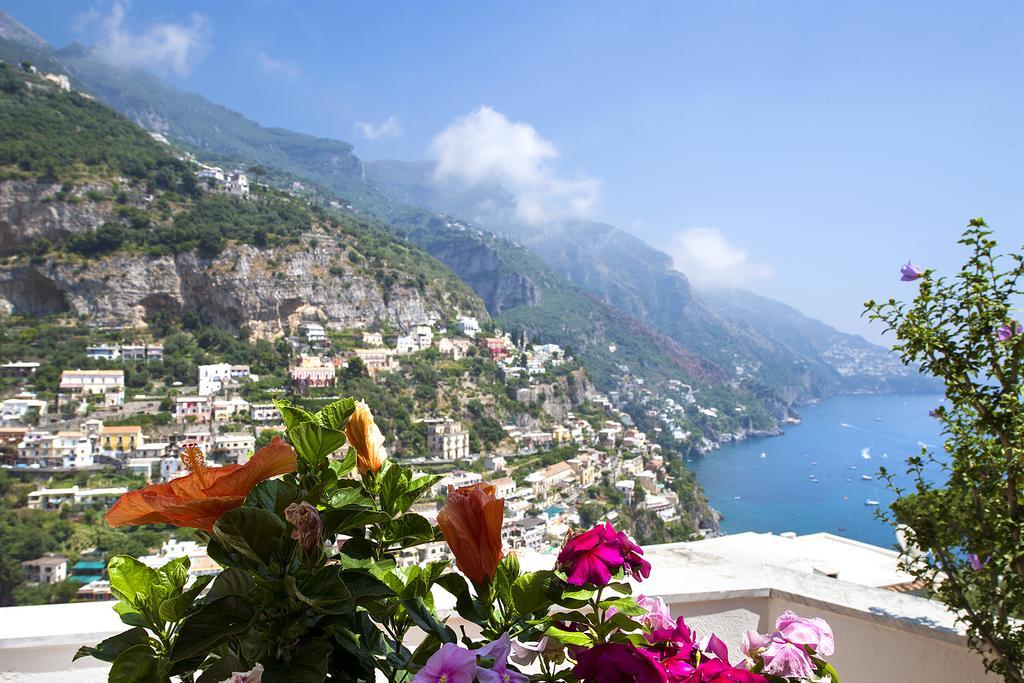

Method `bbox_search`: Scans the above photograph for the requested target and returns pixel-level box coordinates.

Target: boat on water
[861,474,872,481]
[865,499,880,506]
[759,452,767,459]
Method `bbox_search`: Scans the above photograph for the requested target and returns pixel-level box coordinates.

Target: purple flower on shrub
[900,260,924,281]
[637,594,676,631]
[412,643,477,683]
[968,553,989,571]
[688,660,767,683]
[996,321,1022,341]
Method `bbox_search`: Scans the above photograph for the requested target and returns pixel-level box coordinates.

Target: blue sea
[686,393,946,549]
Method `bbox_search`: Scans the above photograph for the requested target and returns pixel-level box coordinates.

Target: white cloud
[81,1,210,76]
[256,51,300,79]
[430,106,600,224]
[668,227,774,286]
[354,115,403,141]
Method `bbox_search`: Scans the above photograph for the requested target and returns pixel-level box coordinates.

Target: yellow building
[99,425,144,453]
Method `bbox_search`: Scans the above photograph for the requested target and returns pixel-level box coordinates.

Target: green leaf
[262,637,333,683]
[74,627,150,663]
[204,567,253,602]
[401,597,456,643]
[545,625,594,648]
[212,506,286,571]
[320,505,390,536]
[378,513,435,548]
[156,555,190,594]
[329,447,357,478]
[285,566,353,614]
[108,643,161,683]
[403,560,449,599]
[158,575,212,623]
[339,568,395,603]
[328,480,374,508]
[396,474,443,512]
[245,478,300,516]
[273,398,317,429]
[377,460,409,515]
[108,556,159,607]
[511,570,558,616]
[599,597,647,617]
[288,420,348,466]
[170,596,254,662]
[316,397,356,430]
[817,660,841,683]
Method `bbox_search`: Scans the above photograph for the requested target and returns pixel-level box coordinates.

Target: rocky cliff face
[402,222,542,315]
[0,180,114,255]
[0,242,448,337]
[0,180,475,337]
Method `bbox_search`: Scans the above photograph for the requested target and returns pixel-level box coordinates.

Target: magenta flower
[996,322,1022,341]
[617,528,652,580]
[217,663,264,683]
[574,643,668,683]
[556,522,649,586]
[968,553,989,571]
[686,660,767,683]
[775,610,835,656]
[900,260,924,281]
[412,643,477,683]
[761,639,815,679]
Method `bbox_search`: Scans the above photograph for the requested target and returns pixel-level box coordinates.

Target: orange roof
[101,426,143,434]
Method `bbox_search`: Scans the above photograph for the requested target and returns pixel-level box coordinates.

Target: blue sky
[8,1,1024,339]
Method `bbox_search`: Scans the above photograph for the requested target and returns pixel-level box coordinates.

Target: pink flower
[217,663,263,683]
[509,637,554,666]
[996,322,1022,341]
[413,643,477,683]
[774,610,835,656]
[900,260,924,281]
[637,594,676,631]
[761,639,815,679]
[686,660,767,683]
[740,630,772,660]
[556,522,649,586]
[574,643,668,683]
[476,633,529,683]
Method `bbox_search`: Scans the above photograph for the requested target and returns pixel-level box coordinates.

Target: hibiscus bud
[346,400,386,476]
[285,501,323,554]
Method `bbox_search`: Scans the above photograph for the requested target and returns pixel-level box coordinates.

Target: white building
[250,403,279,422]
[456,316,480,338]
[395,335,418,355]
[197,363,232,396]
[58,370,125,412]
[432,470,483,496]
[213,432,256,464]
[1,392,48,421]
[84,344,120,361]
[27,485,126,510]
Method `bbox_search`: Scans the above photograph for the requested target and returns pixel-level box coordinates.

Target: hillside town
[2,314,709,602]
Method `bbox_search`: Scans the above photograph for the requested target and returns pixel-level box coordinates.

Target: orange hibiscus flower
[437,482,505,586]
[105,438,298,532]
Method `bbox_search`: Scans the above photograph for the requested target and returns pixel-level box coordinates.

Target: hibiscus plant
[865,220,1024,682]
[80,398,840,683]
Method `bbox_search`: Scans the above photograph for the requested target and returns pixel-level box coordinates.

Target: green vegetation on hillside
[0,64,195,193]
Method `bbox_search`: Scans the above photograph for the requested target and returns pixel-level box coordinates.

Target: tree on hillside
[866,220,1024,682]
